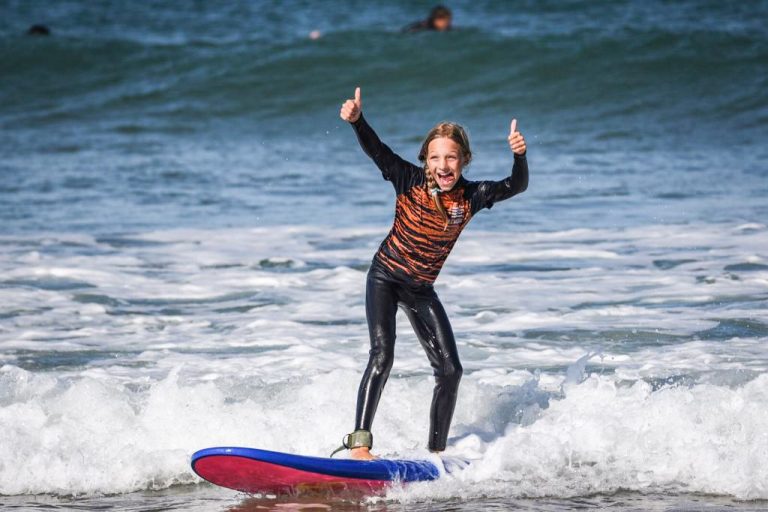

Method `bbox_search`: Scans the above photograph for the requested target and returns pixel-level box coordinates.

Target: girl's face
[427,137,464,191]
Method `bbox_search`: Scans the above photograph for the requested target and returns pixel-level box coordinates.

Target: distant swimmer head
[419,122,472,200]
[26,24,51,36]
[428,5,453,31]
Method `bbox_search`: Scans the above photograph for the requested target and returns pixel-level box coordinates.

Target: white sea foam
[0,222,766,498]
[1,363,768,499]
[388,372,768,502]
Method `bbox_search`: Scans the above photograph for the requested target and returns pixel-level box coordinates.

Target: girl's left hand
[508,119,526,155]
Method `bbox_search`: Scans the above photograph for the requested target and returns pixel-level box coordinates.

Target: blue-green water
[3,0,766,233]
[1,1,767,510]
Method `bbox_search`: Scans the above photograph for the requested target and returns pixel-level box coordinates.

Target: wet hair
[417,121,472,224]
[429,5,452,23]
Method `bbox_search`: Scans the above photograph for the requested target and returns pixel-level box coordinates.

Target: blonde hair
[417,122,472,223]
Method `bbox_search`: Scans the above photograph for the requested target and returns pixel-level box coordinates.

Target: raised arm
[339,87,419,190]
[471,119,529,213]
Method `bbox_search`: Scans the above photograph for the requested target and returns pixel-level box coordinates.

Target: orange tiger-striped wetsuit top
[352,114,529,285]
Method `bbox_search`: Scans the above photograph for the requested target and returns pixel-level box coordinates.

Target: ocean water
[1,0,767,510]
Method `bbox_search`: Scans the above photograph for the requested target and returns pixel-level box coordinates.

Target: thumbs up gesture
[508,119,527,155]
[340,87,362,123]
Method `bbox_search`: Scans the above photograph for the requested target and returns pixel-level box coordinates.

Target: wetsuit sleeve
[351,114,421,194]
[470,153,529,215]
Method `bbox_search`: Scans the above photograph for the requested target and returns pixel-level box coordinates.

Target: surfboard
[191,446,442,495]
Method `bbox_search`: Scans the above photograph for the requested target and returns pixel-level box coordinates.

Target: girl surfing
[335,87,528,460]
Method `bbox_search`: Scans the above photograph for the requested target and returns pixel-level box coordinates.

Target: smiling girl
[335,87,528,460]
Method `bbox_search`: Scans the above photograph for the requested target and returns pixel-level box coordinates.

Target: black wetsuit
[351,115,528,451]
[403,19,440,32]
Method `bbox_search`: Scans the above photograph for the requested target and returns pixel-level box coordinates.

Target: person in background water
[403,5,453,32]
[334,87,529,460]
[26,24,51,36]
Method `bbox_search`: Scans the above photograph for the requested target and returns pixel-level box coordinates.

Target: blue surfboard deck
[191,446,442,494]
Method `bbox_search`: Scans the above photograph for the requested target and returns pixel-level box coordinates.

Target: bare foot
[350,447,377,460]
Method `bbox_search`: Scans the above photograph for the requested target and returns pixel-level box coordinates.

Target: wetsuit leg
[354,266,399,432]
[400,288,463,452]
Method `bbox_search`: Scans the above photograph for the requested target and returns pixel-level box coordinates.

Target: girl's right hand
[340,87,362,123]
